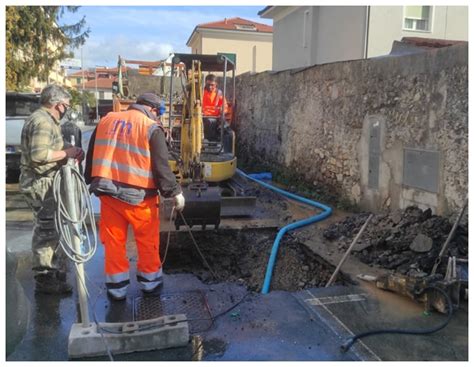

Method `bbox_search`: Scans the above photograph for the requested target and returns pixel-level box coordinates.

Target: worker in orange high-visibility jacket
[202,74,228,117]
[84,93,185,301]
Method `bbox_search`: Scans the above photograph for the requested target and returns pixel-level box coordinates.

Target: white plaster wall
[313,6,367,64]
[367,6,468,57]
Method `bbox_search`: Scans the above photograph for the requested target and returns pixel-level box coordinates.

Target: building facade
[187,17,273,75]
[259,5,468,71]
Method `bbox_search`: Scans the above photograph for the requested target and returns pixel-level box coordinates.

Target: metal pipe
[431,195,468,275]
[168,57,175,144]
[232,66,236,108]
[326,214,373,287]
[81,48,86,118]
[94,67,99,121]
[220,57,227,150]
[62,159,90,327]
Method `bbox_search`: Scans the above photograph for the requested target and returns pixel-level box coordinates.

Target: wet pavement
[5,234,354,361]
[5,127,468,361]
[6,215,468,361]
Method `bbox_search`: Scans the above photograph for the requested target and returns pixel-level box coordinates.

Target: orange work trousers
[99,195,161,294]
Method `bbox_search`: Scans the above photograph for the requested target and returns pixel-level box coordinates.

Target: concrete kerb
[68,314,189,358]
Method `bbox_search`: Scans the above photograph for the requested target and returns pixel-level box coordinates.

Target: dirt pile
[161,228,346,292]
[323,206,468,277]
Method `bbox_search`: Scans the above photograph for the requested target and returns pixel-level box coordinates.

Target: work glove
[64,146,84,161]
[174,193,185,211]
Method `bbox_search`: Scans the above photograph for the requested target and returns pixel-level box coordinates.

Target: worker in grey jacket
[84,93,184,300]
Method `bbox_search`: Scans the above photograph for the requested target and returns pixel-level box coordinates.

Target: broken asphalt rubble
[323,206,468,278]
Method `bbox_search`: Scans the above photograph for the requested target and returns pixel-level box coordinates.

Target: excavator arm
[180,60,204,182]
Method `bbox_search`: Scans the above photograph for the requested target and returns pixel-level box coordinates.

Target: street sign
[61,58,82,69]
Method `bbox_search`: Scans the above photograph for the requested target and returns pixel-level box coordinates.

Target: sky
[59,6,272,70]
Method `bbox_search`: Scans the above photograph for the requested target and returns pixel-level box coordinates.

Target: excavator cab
[167,53,254,229]
[168,54,236,180]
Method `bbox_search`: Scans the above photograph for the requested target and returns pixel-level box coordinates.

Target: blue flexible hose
[237,169,333,294]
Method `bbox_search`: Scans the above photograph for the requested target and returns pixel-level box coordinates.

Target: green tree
[67,87,96,109]
[6,6,90,91]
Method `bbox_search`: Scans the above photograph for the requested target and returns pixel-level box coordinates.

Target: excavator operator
[202,74,228,141]
[202,74,227,117]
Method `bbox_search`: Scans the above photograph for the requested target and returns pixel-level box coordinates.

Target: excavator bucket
[174,185,221,230]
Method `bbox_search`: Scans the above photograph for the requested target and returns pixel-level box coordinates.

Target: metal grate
[134,290,212,334]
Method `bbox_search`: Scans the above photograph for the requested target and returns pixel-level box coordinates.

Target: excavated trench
[160,228,346,292]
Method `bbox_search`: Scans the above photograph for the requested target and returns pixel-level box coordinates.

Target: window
[6,94,40,116]
[99,91,105,99]
[403,6,432,32]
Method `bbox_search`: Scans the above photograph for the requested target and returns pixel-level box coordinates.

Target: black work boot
[56,270,68,282]
[106,291,126,302]
[35,272,73,295]
[141,278,164,296]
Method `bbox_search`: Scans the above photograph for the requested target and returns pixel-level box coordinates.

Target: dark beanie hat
[136,93,162,109]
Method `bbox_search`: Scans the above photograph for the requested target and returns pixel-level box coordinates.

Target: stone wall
[234,44,468,216]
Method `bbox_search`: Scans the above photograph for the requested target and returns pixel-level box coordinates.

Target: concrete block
[68,314,189,359]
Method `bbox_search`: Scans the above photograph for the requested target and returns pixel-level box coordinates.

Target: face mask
[152,103,166,120]
[57,103,70,121]
[151,108,160,121]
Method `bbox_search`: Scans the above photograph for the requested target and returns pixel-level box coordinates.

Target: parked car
[6,92,86,182]
[6,92,40,182]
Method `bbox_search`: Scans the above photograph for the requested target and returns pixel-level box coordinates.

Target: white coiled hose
[52,159,97,264]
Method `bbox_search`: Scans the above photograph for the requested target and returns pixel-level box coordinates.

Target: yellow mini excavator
[113,53,256,229]
[168,53,256,229]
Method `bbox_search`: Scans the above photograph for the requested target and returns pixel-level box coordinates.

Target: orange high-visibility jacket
[91,109,157,189]
[202,89,227,117]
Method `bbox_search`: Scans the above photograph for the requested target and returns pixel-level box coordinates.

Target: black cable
[97,292,251,335]
[190,292,251,359]
[178,211,219,279]
[161,206,176,267]
[340,286,454,353]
